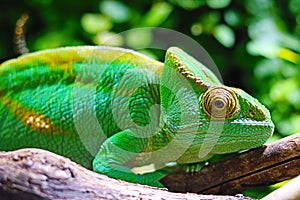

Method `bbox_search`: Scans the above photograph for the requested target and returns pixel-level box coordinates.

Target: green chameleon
[0,46,274,187]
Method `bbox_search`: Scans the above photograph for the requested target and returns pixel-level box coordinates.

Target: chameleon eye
[213,99,225,109]
[202,87,238,119]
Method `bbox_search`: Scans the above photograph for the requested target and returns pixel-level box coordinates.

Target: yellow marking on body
[25,114,52,132]
[0,46,164,77]
[249,110,255,118]
[0,94,69,136]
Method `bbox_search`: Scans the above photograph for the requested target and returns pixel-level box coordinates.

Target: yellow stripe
[277,48,300,64]
[0,93,69,136]
[0,46,164,77]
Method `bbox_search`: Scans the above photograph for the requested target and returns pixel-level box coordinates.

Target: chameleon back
[0,46,163,168]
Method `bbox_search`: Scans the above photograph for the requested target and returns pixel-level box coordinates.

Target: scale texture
[0,46,274,187]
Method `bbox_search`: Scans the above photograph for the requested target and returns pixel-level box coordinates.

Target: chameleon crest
[0,46,274,187]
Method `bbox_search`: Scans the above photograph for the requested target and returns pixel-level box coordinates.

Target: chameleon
[0,46,274,187]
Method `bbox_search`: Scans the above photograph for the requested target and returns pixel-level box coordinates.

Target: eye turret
[202,87,238,119]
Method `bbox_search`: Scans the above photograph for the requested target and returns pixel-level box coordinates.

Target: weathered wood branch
[161,133,300,194]
[0,149,250,200]
[262,175,300,200]
[0,133,299,199]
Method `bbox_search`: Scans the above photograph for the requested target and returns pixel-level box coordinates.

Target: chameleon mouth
[230,118,275,130]
[167,118,274,135]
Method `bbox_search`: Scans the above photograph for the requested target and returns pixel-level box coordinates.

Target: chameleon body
[0,46,274,187]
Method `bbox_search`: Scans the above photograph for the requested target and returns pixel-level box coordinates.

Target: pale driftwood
[0,148,251,200]
[262,175,300,200]
[161,133,300,194]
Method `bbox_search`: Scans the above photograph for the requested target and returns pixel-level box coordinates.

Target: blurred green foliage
[0,0,300,198]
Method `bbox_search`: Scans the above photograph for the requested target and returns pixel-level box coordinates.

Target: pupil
[214,100,225,108]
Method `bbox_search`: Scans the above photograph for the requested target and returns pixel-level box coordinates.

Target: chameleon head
[199,85,275,154]
[162,47,274,162]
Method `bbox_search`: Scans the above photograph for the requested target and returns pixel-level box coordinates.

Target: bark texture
[0,133,299,199]
[162,133,300,194]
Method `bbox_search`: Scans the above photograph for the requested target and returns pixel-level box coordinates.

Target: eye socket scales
[202,86,238,119]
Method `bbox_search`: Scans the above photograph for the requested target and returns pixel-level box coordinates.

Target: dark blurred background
[1,0,299,198]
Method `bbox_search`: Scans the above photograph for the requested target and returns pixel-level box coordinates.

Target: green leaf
[169,0,205,10]
[191,23,203,36]
[248,17,279,42]
[289,0,300,15]
[224,10,242,27]
[277,114,300,136]
[125,29,152,48]
[254,59,281,79]
[99,0,130,23]
[33,31,84,50]
[140,2,173,26]
[198,12,221,33]
[213,24,235,48]
[270,78,299,102]
[246,41,279,58]
[244,0,274,16]
[94,32,124,46]
[81,13,112,34]
[206,0,231,9]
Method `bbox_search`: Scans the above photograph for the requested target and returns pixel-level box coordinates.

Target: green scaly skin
[0,46,274,187]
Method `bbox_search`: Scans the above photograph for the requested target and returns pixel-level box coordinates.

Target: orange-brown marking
[1,94,69,135]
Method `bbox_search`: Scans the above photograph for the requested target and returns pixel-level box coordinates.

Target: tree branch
[0,149,250,200]
[0,133,299,199]
[262,175,300,200]
[161,133,300,194]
